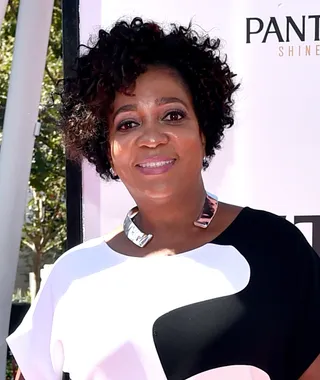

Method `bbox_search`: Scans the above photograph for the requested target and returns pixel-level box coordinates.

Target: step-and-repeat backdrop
[80,0,320,254]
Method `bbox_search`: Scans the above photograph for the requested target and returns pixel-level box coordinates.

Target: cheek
[109,139,121,162]
[174,129,204,163]
[109,136,133,175]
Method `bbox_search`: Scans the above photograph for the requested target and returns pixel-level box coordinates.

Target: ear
[108,151,117,178]
[109,158,117,177]
[110,167,117,178]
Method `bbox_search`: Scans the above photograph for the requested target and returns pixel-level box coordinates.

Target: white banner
[80,0,320,253]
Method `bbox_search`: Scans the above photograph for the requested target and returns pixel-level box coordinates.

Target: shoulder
[219,205,317,256]
[241,207,289,227]
[217,203,296,239]
[6,239,117,379]
[219,204,299,242]
[43,236,120,292]
[238,207,304,241]
[233,207,319,262]
[54,236,107,268]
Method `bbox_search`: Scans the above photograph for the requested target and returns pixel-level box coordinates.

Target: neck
[132,182,207,237]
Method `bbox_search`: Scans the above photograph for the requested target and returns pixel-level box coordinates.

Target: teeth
[139,160,174,168]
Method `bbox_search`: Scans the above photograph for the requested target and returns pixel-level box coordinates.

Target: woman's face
[108,66,205,200]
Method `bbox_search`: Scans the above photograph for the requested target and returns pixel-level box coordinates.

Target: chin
[142,184,176,201]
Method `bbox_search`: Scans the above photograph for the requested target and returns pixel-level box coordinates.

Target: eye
[163,110,186,122]
[116,120,139,131]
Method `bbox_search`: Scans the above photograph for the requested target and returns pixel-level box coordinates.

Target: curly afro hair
[60,17,240,181]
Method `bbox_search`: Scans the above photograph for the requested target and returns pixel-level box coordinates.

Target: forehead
[112,66,192,108]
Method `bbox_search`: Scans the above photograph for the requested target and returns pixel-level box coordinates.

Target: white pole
[0,0,8,29]
[0,0,54,377]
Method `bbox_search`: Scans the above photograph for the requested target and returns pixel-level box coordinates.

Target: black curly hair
[60,17,240,180]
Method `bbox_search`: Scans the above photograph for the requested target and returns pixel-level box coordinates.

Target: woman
[8,18,320,380]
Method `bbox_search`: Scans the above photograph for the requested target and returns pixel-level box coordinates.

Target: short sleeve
[6,271,62,380]
[287,227,320,379]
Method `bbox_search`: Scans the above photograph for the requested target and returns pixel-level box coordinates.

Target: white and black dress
[7,208,320,379]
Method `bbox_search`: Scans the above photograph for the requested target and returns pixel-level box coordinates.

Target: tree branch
[21,239,36,252]
[45,63,57,85]
[40,183,64,249]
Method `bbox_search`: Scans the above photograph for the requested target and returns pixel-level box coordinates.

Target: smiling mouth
[137,159,175,168]
[135,159,176,175]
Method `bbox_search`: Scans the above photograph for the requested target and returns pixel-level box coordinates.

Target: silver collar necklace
[123,192,219,248]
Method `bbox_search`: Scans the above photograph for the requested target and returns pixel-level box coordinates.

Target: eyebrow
[113,104,137,121]
[156,97,188,108]
[112,96,188,121]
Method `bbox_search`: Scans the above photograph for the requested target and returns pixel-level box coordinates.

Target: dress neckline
[103,207,251,260]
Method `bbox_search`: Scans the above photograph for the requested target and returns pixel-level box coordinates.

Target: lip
[135,156,176,175]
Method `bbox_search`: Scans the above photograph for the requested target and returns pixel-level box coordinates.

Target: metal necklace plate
[123,192,219,248]
[123,207,153,248]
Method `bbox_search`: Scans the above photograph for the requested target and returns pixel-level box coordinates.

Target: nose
[136,122,169,149]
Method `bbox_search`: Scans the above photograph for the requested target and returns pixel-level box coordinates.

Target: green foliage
[0,2,15,125]
[12,288,31,303]
[6,358,13,379]
[0,0,65,292]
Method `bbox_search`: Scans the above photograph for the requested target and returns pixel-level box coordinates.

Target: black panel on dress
[153,208,320,380]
